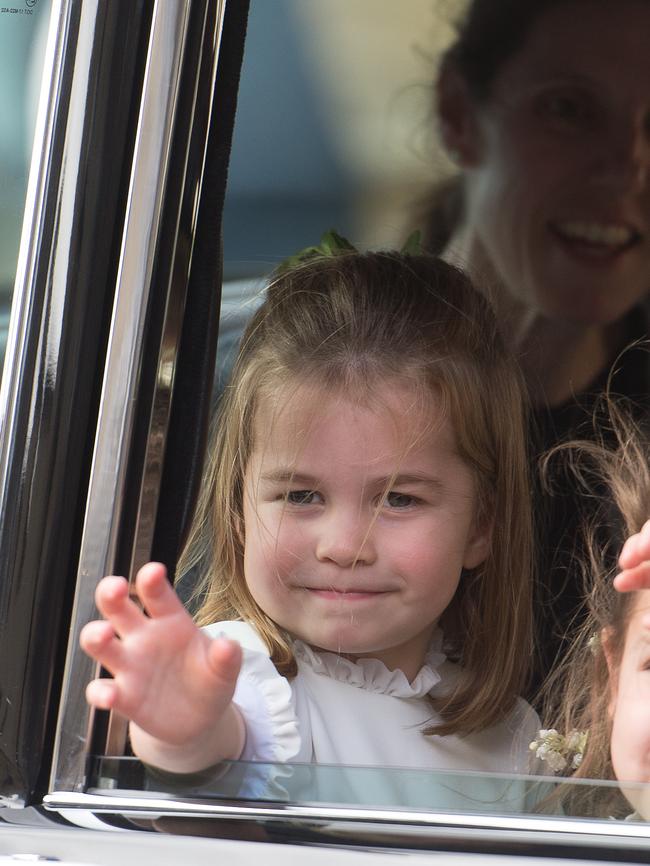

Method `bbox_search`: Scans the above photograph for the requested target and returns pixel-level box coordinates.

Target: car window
[0,0,50,375]
[79,755,650,853]
[143,0,650,837]
[40,1,650,855]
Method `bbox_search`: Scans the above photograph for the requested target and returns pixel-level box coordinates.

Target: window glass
[0,0,50,375]
[218,0,449,383]
[92,757,649,826]
[170,0,650,835]
[222,0,446,279]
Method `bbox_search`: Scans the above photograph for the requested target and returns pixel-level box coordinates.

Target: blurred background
[218,0,463,379]
[0,0,464,378]
[0,0,49,369]
[223,0,460,279]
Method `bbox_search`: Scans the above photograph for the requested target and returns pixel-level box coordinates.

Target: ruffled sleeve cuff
[203,621,302,764]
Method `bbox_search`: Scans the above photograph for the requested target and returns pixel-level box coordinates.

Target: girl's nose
[315,513,377,567]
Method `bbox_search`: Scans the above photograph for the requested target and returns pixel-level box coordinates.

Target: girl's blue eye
[285,490,321,505]
[385,491,416,509]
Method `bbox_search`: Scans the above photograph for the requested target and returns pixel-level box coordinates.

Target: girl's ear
[601,627,618,717]
[462,515,493,570]
[436,60,483,167]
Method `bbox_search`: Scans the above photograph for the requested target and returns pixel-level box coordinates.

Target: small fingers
[614,561,650,593]
[134,562,187,620]
[79,619,127,674]
[619,519,650,569]
[86,677,120,710]
[207,638,242,689]
[95,576,144,635]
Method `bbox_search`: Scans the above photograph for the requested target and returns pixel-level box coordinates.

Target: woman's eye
[537,91,594,127]
[285,490,321,505]
[385,491,416,509]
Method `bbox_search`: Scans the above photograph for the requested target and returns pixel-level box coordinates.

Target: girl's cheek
[272,517,310,563]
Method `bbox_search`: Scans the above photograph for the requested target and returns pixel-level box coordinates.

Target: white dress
[203,621,543,811]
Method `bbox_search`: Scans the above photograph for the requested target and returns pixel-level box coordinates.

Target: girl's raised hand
[615,520,650,593]
[80,562,244,772]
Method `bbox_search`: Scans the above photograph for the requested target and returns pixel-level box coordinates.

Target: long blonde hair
[179,251,533,736]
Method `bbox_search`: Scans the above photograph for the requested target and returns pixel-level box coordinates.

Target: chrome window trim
[44,792,650,851]
[0,0,172,804]
[125,0,227,584]
[49,0,194,794]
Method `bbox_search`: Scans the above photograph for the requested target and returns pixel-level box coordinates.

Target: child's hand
[80,562,244,772]
[615,520,650,592]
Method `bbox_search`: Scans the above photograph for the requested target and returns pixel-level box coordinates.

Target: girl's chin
[618,781,650,822]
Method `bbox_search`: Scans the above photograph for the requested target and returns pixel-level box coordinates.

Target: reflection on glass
[0,0,50,376]
[212,0,650,824]
[91,757,650,826]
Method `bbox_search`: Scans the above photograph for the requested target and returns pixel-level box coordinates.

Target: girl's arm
[80,562,245,773]
[615,519,650,592]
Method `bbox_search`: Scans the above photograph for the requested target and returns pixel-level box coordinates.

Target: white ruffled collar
[292,630,446,698]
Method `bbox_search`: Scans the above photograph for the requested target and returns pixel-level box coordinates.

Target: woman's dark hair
[421,0,629,251]
[447,0,569,101]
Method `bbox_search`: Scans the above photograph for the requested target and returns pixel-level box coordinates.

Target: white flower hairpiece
[587,631,600,655]
[529,729,588,774]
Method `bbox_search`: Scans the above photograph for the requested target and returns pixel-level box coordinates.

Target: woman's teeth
[555,220,638,247]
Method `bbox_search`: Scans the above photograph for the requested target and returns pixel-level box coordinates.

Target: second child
[536,414,650,819]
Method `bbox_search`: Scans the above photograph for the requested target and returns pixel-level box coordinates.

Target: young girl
[536,410,650,820]
[81,247,539,778]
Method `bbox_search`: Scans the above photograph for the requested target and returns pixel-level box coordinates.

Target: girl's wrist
[128,703,245,774]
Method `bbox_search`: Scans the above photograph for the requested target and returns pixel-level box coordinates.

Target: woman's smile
[548,220,643,264]
[446,0,650,325]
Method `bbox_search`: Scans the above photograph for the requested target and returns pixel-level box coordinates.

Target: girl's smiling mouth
[305,588,392,602]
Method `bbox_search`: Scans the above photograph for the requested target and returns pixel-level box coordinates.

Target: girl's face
[443,0,650,323]
[608,590,650,818]
[242,381,490,681]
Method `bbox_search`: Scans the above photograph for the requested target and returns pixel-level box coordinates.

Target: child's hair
[178,250,533,736]
[539,396,650,817]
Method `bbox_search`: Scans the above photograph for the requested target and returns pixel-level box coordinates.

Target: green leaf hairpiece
[278,228,423,273]
[400,229,422,255]
[278,229,356,272]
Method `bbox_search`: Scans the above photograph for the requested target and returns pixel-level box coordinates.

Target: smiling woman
[434,0,650,386]
[424,0,650,693]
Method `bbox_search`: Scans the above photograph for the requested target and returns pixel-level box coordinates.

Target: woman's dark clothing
[529,305,650,701]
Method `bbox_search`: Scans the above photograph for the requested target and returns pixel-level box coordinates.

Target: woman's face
[446,0,650,324]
